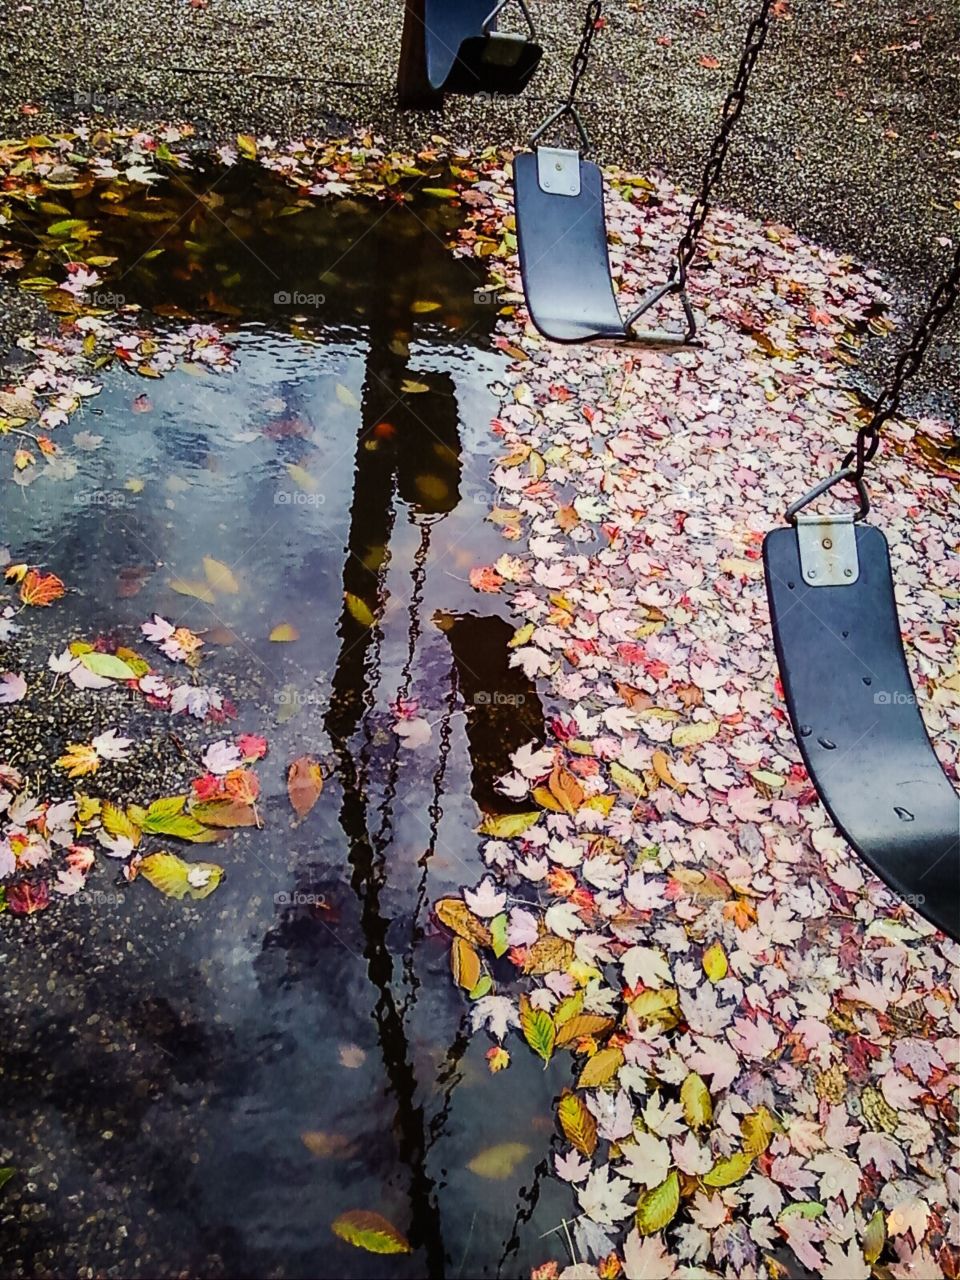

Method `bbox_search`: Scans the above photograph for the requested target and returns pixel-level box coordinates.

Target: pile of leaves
[428,157,960,1277]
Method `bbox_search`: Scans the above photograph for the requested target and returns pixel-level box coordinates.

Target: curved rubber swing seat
[514,139,696,346]
[422,0,542,97]
[764,515,960,939]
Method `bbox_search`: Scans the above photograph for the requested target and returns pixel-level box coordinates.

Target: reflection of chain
[674,0,774,284]
[843,243,960,477]
[566,1,603,106]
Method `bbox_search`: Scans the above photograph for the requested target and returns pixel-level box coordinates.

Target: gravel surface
[1,0,959,408]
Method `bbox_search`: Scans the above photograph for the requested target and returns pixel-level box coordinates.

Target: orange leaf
[549,759,585,814]
[287,755,323,820]
[700,54,721,68]
[19,569,66,607]
[223,768,260,806]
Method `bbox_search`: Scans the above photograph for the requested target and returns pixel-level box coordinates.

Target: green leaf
[477,811,540,838]
[0,1168,14,1194]
[862,1208,886,1264]
[519,993,555,1064]
[490,912,509,958]
[421,187,460,199]
[79,651,137,680]
[467,1142,530,1179]
[467,975,493,1000]
[142,799,220,843]
[703,1150,754,1188]
[139,852,223,900]
[331,1210,411,1255]
[779,1201,826,1221]
[636,1170,680,1236]
[47,218,88,237]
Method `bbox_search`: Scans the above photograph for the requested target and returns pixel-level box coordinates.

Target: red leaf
[7,880,50,914]
[699,55,721,69]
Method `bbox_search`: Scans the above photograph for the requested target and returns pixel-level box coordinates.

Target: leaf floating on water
[203,556,239,595]
[285,463,321,493]
[169,577,215,605]
[636,1170,680,1236]
[331,1210,411,1256]
[519,993,555,1064]
[477,811,540,838]
[610,761,647,797]
[287,755,323,820]
[558,1090,597,1156]
[451,936,482,991]
[862,1208,886,1264]
[741,1105,777,1156]
[335,383,359,408]
[702,1149,753,1187]
[269,623,300,642]
[410,299,442,314]
[671,719,720,748]
[79,651,136,680]
[301,1131,355,1159]
[555,1014,615,1048]
[421,187,459,199]
[400,378,431,394]
[467,1142,530,1180]
[19,570,65,607]
[139,852,223,900]
[702,940,728,983]
[344,592,375,628]
[236,133,258,159]
[434,897,492,948]
[190,799,259,829]
[680,1072,712,1130]
[576,1046,624,1088]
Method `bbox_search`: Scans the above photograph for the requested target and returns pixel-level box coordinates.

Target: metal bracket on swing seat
[795,514,860,587]
[536,147,581,197]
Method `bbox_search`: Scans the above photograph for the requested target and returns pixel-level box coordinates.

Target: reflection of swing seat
[764,520,960,939]
[514,149,697,346]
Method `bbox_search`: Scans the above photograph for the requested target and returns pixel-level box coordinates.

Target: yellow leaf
[522,934,574,975]
[139,852,223,900]
[741,1105,777,1156]
[335,383,359,408]
[651,750,686,793]
[509,622,535,648]
[558,1091,597,1156]
[576,1046,624,1089]
[467,1142,530,1179]
[434,898,492,947]
[702,941,729,983]
[410,300,441,314]
[331,1210,410,1255]
[681,1072,712,1130]
[55,743,100,778]
[101,801,141,846]
[236,133,257,159]
[169,577,215,605]
[703,1150,753,1187]
[400,378,431,394]
[286,463,320,493]
[124,477,145,492]
[477,811,540,838]
[610,761,646,797]
[672,720,720,748]
[555,1014,615,1048]
[636,1171,680,1236]
[345,592,375,628]
[451,937,482,991]
[862,1208,886,1265]
[269,623,300,642]
[549,761,584,814]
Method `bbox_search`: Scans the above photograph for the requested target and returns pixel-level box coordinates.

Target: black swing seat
[424,0,542,96]
[764,517,960,939]
[514,147,698,346]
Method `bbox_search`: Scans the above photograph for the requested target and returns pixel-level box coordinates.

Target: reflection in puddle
[2,171,559,1278]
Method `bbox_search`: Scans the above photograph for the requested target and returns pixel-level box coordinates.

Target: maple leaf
[7,879,50,914]
[0,672,27,704]
[56,743,101,778]
[19,569,65,606]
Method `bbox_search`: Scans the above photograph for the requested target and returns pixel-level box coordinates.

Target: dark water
[0,170,573,1278]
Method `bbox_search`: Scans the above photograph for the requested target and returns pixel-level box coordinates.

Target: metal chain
[674,0,775,284]
[566,0,603,106]
[843,242,960,476]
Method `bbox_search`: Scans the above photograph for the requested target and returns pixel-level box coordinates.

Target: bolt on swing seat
[764,472,960,940]
[399,0,542,105]
[513,106,697,347]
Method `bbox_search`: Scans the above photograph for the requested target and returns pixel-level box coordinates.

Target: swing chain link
[843,241,960,477]
[673,0,775,288]
[566,0,604,108]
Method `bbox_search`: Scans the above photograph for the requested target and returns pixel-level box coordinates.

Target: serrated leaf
[451,937,481,990]
[576,1046,624,1088]
[555,1014,615,1048]
[702,1150,753,1187]
[636,1170,680,1236]
[490,912,509,958]
[467,1142,530,1179]
[140,852,223,900]
[101,800,141,845]
[610,761,647,796]
[681,1072,712,1130]
[79,651,136,680]
[741,1105,776,1156]
[331,1210,410,1255]
[142,799,220,843]
[558,1090,597,1156]
[554,991,584,1029]
[519,993,555,1063]
[203,556,239,594]
[477,810,540,838]
[434,898,492,947]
